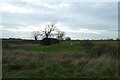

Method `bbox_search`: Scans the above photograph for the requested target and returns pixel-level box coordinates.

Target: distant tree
[57,31,65,40]
[65,36,71,41]
[32,31,40,40]
[32,21,66,42]
[42,21,58,38]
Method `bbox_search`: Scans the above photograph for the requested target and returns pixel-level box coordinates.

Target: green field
[2,40,119,78]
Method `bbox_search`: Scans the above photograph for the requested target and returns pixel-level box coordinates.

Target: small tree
[32,31,40,40]
[57,31,65,40]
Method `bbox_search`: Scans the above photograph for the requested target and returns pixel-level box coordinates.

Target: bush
[65,37,71,41]
[41,38,59,45]
[91,42,118,57]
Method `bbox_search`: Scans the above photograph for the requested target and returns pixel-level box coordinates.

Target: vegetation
[2,40,119,78]
[32,21,65,40]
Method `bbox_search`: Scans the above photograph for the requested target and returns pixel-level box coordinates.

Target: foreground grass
[3,50,118,78]
[2,41,119,78]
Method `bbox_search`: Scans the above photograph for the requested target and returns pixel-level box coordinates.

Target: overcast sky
[0,0,118,40]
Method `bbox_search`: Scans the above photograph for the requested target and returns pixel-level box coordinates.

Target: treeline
[1,38,39,44]
[1,38,120,41]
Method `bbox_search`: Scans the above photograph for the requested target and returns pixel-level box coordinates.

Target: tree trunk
[35,36,37,41]
[45,33,48,38]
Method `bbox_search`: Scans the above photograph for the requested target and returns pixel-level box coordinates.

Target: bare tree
[42,21,58,38]
[32,31,40,40]
[33,21,66,41]
[57,31,65,40]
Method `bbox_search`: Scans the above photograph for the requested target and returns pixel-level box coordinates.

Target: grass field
[2,40,119,78]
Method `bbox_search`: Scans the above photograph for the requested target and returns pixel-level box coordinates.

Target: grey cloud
[1,2,118,39]
[61,2,118,29]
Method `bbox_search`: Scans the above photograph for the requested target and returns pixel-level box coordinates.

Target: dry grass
[2,49,118,78]
[2,41,119,78]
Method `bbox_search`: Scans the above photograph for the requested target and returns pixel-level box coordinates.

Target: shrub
[41,38,59,45]
[65,37,71,41]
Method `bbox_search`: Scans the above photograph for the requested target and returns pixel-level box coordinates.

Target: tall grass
[91,41,118,57]
[2,41,119,78]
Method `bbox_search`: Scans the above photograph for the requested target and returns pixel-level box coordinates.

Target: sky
[0,0,119,40]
